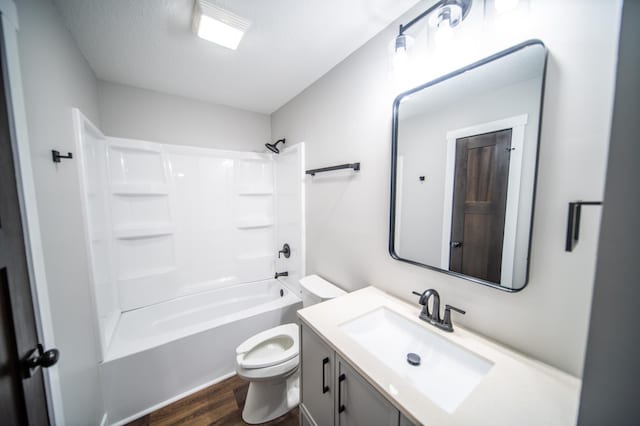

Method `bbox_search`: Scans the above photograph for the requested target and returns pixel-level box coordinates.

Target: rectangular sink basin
[340,307,493,413]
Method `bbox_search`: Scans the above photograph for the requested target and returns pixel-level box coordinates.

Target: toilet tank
[299,275,346,307]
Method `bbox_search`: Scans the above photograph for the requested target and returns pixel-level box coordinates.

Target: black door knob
[37,349,60,368]
[26,347,59,369]
[23,345,60,378]
[451,241,463,248]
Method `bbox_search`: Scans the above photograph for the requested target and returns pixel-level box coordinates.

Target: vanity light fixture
[192,0,251,50]
[393,0,472,54]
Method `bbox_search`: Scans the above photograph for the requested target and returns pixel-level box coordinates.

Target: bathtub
[100,279,301,425]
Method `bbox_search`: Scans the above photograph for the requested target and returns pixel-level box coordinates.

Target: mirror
[389,40,547,291]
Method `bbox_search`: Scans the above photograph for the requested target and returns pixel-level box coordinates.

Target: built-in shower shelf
[111,183,169,195]
[117,266,177,282]
[101,311,120,353]
[114,225,173,239]
[235,218,274,229]
[237,191,274,196]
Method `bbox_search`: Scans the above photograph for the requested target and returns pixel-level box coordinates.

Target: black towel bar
[305,162,360,176]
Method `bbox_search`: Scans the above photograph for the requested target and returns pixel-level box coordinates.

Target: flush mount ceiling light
[192,0,251,50]
[393,0,472,53]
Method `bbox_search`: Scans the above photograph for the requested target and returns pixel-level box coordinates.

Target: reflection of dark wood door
[449,129,512,283]
[0,51,51,424]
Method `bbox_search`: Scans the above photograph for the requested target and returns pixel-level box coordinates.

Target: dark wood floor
[127,375,299,426]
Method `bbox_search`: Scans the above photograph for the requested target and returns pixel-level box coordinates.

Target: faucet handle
[278,243,291,259]
[442,304,466,332]
[412,290,429,306]
[445,305,466,315]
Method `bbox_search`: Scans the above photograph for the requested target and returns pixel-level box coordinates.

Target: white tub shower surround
[72,109,305,424]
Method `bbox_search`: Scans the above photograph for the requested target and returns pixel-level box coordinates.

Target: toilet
[235,275,346,424]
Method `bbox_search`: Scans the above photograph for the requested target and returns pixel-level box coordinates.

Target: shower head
[265,138,286,154]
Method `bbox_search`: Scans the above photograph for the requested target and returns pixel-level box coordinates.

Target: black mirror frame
[389,39,548,292]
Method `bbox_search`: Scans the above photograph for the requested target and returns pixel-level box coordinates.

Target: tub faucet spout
[275,271,288,279]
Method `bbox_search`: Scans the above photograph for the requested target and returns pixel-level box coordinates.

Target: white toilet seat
[236,355,299,381]
[236,323,299,369]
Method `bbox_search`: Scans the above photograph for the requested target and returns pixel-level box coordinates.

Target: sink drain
[406,352,421,366]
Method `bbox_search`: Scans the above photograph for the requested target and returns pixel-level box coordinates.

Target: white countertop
[297,286,581,425]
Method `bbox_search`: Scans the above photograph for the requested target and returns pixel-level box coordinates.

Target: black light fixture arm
[398,2,444,35]
[397,0,473,36]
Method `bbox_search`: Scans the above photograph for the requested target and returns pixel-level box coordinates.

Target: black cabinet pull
[322,357,329,393]
[338,373,346,413]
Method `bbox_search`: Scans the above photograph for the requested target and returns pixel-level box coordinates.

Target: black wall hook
[52,150,73,163]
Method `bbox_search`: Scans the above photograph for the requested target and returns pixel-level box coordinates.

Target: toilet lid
[236,323,299,369]
[299,275,347,299]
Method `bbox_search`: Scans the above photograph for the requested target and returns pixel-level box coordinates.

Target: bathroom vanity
[297,287,580,425]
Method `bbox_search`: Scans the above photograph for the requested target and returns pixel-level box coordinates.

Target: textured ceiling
[52,0,421,114]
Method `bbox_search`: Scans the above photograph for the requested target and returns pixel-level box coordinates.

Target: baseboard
[100,412,108,426]
[110,371,236,426]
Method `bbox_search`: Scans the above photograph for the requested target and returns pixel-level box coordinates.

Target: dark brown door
[0,41,55,424]
[449,129,512,283]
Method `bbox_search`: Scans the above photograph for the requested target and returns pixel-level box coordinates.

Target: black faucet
[412,289,465,332]
[275,271,289,279]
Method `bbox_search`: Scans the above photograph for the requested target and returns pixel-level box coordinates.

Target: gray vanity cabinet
[335,355,400,426]
[400,414,417,426]
[301,324,335,426]
[300,324,403,426]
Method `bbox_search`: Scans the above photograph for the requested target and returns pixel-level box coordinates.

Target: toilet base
[241,370,299,424]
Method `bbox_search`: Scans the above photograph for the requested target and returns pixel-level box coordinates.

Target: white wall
[97,80,270,152]
[271,0,621,377]
[16,0,104,424]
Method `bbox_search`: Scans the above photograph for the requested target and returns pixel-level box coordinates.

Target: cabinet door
[301,324,335,426]
[335,356,400,426]
[400,414,418,426]
[300,403,317,426]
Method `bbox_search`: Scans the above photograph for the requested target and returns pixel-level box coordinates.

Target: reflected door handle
[22,344,59,378]
[451,241,462,248]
